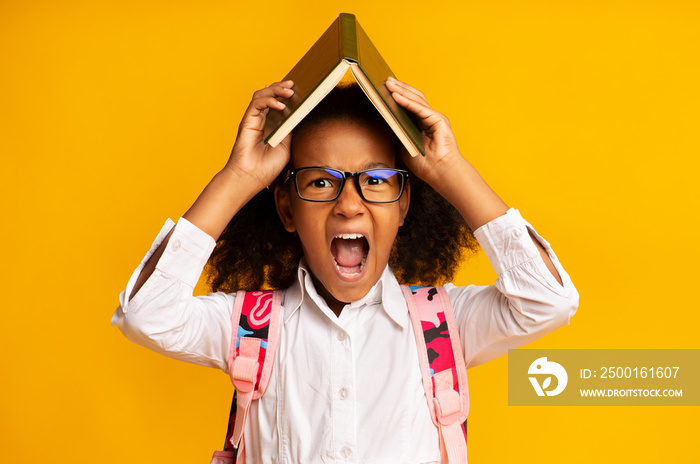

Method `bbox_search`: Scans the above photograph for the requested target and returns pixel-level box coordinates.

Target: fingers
[253,80,294,100]
[386,76,428,104]
[386,77,453,132]
[386,78,440,124]
[229,81,296,185]
[248,80,294,117]
[238,81,294,135]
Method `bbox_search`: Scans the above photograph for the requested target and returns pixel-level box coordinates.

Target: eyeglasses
[284,167,409,203]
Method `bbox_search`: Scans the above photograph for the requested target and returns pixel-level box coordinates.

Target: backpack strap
[224,290,282,457]
[401,285,469,463]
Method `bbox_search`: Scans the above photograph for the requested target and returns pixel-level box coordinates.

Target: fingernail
[277,101,286,108]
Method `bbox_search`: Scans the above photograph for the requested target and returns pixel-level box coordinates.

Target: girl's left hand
[385,77,466,186]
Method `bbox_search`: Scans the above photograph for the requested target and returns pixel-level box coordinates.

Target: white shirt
[112,209,578,463]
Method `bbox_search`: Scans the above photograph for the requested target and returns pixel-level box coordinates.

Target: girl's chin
[310,260,380,308]
[327,270,383,304]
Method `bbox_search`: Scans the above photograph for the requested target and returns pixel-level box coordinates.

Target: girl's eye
[365,176,387,186]
[297,169,343,195]
[310,178,334,189]
[362,170,397,188]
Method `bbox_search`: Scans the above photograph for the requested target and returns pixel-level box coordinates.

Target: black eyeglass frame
[284,166,410,203]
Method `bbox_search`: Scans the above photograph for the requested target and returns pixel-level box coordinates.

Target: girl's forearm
[436,156,563,286]
[128,81,293,301]
[182,167,261,240]
[129,168,260,300]
[430,156,508,232]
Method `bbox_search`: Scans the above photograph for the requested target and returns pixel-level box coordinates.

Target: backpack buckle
[433,370,462,426]
[231,354,259,393]
[433,393,461,426]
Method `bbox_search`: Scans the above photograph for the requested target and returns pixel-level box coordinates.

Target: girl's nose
[333,179,365,217]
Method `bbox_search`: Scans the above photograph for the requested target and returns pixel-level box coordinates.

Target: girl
[113,78,578,462]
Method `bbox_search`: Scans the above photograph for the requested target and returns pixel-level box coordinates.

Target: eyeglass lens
[295,168,404,202]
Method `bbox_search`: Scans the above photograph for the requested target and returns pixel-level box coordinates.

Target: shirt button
[336,331,347,341]
[511,228,523,239]
[340,447,352,458]
[171,239,181,250]
[337,388,348,400]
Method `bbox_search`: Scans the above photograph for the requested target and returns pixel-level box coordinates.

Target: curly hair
[206,84,478,292]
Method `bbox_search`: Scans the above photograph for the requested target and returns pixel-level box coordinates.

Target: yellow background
[1,0,698,462]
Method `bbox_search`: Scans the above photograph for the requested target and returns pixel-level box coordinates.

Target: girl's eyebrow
[310,162,392,171]
[364,162,391,169]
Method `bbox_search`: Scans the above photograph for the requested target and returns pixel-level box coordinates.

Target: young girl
[112,78,578,462]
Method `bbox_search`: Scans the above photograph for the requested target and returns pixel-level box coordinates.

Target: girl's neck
[310,274,346,317]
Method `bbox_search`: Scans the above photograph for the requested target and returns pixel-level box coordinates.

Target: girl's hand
[178,81,295,242]
[385,77,465,186]
[225,80,295,192]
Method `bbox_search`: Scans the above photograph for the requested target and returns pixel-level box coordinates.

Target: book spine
[339,13,359,63]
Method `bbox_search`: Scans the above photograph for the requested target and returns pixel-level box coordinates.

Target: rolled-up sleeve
[111,218,235,372]
[446,208,579,368]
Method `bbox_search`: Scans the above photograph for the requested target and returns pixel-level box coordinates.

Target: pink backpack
[210,286,469,463]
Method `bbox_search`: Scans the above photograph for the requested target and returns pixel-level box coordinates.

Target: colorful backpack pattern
[210,286,468,463]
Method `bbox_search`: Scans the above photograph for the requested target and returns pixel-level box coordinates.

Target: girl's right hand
[224,80,295,193]
[181,81,295,241]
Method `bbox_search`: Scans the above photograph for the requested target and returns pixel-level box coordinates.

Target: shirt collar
[282,260,409,329]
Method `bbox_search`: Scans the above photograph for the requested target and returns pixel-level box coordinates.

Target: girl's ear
[398,181,411,227]
[274,184,297,233]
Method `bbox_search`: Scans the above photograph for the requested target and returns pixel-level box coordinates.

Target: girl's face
[275,119,410,313]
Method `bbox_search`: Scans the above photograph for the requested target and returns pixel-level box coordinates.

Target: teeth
[335,233,364,239]
[334,256,368,276]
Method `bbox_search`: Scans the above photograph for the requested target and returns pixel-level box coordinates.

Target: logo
[528,357,568,396]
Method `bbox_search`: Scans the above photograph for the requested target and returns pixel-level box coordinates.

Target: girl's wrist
[422,149,469,188]
[218,164,262,192]
[426,155,509,231]
[182,168,263,240]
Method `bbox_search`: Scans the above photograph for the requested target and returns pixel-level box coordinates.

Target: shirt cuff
[154,217,218,287]
[121,217,217,308]
[473,208,544,276]
[122,218,175,308]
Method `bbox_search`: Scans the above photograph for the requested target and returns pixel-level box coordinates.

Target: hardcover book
[264,13,425,157]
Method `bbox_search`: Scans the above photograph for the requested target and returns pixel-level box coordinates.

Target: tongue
[332,238,366,267]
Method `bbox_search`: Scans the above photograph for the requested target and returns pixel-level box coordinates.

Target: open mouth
[330,233,369,278]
